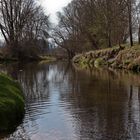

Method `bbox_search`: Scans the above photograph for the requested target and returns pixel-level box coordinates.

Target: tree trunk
[128,0,133,46]
[138,25,140,44]
[108,30,112,48]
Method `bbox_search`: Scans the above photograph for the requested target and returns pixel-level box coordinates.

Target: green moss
[94,58,106,67]
[0,73,24,132]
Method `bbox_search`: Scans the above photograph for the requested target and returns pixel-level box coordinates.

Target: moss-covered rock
[0,73,24,132]
[127,56,140,72]
[73,46,124,69]
[94,58,106,67]
[112,45,140,71]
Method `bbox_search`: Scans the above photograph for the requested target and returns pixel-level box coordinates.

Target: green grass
[0,73,24,132]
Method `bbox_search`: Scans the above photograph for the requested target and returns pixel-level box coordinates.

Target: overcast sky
[39,0,72,23]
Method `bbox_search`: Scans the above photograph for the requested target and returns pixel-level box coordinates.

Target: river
[1,62,140,140]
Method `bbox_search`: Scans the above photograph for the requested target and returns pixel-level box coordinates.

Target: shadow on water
[0,62,140,139]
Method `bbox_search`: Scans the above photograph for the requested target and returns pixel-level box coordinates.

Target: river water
[1,62,140,140]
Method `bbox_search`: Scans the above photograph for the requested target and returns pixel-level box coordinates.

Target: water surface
[1,62,140,140]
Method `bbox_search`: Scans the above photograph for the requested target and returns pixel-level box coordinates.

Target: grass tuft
[0,73,24,132]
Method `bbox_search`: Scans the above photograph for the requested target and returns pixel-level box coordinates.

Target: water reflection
[1,62,140,140]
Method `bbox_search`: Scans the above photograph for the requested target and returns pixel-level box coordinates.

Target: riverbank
[73,44,140,72]
[0,73,24,132]
[0,54,56,64]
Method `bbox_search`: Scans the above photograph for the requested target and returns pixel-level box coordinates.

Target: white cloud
[39,0,72,23]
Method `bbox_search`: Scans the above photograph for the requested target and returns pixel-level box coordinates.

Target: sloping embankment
[0,73,24,132]
[73,45,140,72]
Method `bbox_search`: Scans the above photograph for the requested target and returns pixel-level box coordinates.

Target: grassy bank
[73,44,140,72]
[0,73,24,132]
[0,54,57,64]
[0,48,57,63]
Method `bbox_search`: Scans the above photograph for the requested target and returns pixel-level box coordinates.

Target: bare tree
[52,0,129,58]
[135,1,140,44]
[127,0,134,46]
[0,0,49,59]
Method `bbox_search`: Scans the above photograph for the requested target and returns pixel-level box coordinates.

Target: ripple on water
[2,62,140,140]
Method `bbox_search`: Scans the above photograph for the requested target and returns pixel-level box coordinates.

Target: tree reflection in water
[0,62,140,139]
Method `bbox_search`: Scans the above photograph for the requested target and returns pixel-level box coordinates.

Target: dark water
[1,62,140,140]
